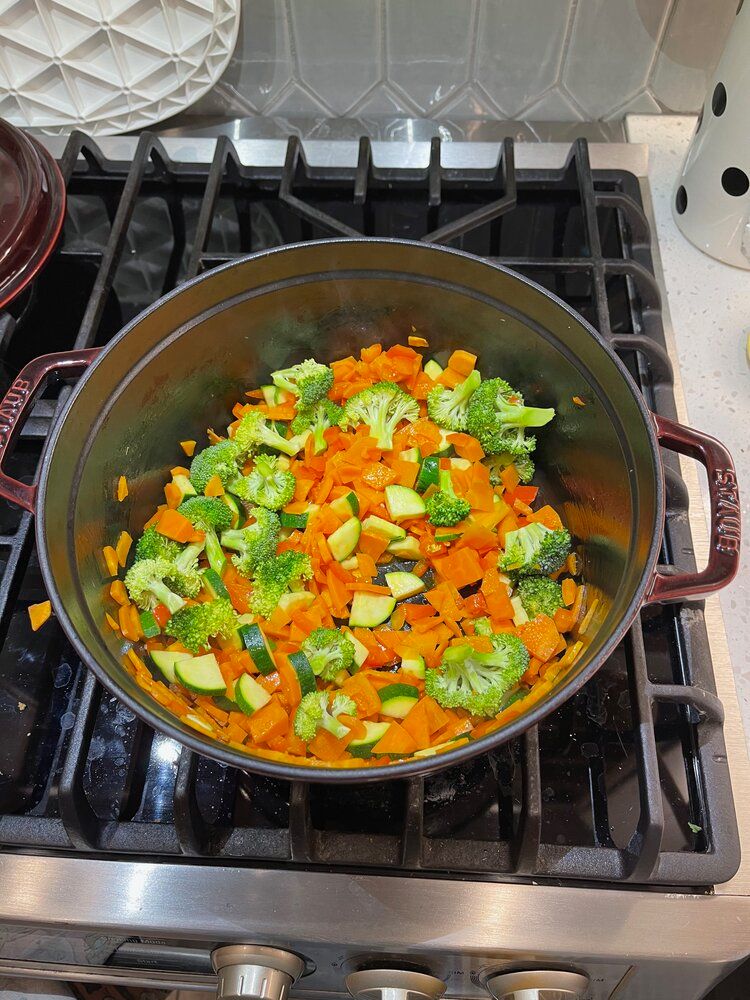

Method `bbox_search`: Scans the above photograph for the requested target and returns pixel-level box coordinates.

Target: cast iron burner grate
[0,133,739,887]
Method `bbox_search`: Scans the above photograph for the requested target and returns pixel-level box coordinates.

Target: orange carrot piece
[362,463,397,489]
[562,578,577,607]
[180,440,196,457]
[143,506,166,530]
[109,579,129,606]
[155,508,197,543]
[356,552,378,580]
[117,475,128,502]
[102,545,119,578]
[342,672,382,716]
[346,582,391,595]
[531,504,564,531]
[432,548,483,589]
[309,728,350,762]
[372,722,417,756]
[518,614,560,663]
[105,611,120,632]
[447,349,477,376]
[390,459,420,489]
[484,585,514,620]
[204,474,224,497]
[115,531,132,567]
[358,531,391,560]
[436,367,464,388]
[499,464,520,492]
[118,603,141,642]
[408,335,429,347]
[247,699,289,745]
[164,481,182,509]
[28,600,51,631]
[447,433,484,461]
[401,704,431,750]
[276,654,302,710]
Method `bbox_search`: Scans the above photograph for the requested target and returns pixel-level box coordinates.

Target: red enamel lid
[0,119,65,309]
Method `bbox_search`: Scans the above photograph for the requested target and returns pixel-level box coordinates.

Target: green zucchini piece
[378,682,419,719]
[415,456,440,492]
[150,649,191,683]
[401,654,426,679]
[434,530,462,543]
[172,474,197,501]
[175,653,226,695]
[398,447,420,463]
[277,591,315,616]
[234,673,272,715]
[329,490,360,518]
[289,651,317,696]
[385,571,426,600]
[279,511,309,530]
[243,623,277,675]
[348,720,391,759]
[327,516,361,561]
[387,535,422,560]
[204,531,227,577]
[343,628,369,671]
[201,567,230,600]
[220,493,242,528]
[349,592,396,628]
[423,359,443,380]
[384,484,427,522]
[361,514,406,541]
[139,610,161,638]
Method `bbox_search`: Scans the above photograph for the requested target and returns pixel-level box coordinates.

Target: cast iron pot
[0,240,740,782]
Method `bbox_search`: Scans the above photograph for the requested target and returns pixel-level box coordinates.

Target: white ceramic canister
[673,0,750,269]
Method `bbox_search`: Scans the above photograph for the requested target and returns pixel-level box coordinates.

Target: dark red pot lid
[0,119,66,310]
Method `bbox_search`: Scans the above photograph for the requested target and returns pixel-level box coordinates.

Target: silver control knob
[485,970,589,1000]
[347,968,446,1000]
[212,945,305,1000]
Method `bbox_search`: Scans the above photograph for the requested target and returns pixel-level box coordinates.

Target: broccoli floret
[472,617,493,637]
[424,636,529,717]
[499,522,571,575]
[271,358,334,407]
[293,690,356,742]
[340,380,420,451]
[467,378,554,456]
[232,410,308,458]
[134,525,182,563]
[249,550,312,619]
[516,576,563,618]
[426,369,481,432]
[177,495,233,577]
[301,627,355,681]
[167,598,239,654]
[220,507,280,578]
[189,440,241,493]
[485,452,535,486]
[231,454,296,510]
[291,399,343,454]
[425,466,470,527]
[124,558,188,615]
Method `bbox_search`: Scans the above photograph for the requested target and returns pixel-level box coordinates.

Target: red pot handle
[0,348,101,514]
[646,413,741,603]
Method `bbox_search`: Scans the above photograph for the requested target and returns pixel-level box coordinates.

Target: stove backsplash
[189,0,738,123]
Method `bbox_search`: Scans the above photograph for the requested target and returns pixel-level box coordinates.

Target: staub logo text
[0,378,31,449]
[714,469,741,554]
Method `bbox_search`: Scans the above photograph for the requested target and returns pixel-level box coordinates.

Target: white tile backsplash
[189,0,740,120]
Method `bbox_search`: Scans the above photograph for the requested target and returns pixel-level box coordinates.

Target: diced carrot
[222,563,254,614]
[356,552,378,580]
[421,696,449,733]
[204,474,224,497]
[309,728,350,761]
[436,367,464,388]
[28,600,51,631]
[247,699,289,744]
[105,611,120,632]
[206,428,223,444]
[484,585,514,620]
[402,703,431,750]
[408,335,429,347]
[340,714,367,741]
[518,614,560,663]
[358,531,391,560]
[499,465,520,492]
[390,459,420,489]
[156,508,197,543]
[362,463,397,488]
[346,583,391,595]
[373,722,417,756]
[118,603,142,642]
[342,673,382,716]
[447,350,477,376]
[117,475,128,502]
[447,433,484,461]
[512,485,539,506]
[115,531,132,567]
[164,481,182,508]
[102,545,119,578]
[432,548,483,589]
[153,603,171,629]
[276,653,302,710]
[572,395,586,407]
[562,578,577,607]
[554,607,576,632]
[109,579,129,606]
[531,504,564,530]
[180,440,196,457]
[361,344,382,364]
[143,506,166,530]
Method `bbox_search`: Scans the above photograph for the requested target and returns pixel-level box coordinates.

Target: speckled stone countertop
[627,115,750,748]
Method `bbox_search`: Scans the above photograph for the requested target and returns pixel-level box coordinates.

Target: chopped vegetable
[293,690,357,742]
[426,369,481,432]
[28,600,52,631]
[467,378,554,456]
[117,476,128,501]
[425,634,529,716]
[340,381,420,450]
[271,358,334,406]
[168,598,239,654]
[425,466,470,527]
[231,453,296,510]
[221,507,280,578]
[301,627,356,681]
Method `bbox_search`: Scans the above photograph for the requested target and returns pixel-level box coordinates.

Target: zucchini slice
[175,653,226,695]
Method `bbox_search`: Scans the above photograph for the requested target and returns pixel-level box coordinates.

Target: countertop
[627,114,750,750]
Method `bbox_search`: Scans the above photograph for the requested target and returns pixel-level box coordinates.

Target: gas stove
[0,125,747,1000]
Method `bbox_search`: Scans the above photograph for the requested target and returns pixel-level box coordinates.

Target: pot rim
[36,238,665,783]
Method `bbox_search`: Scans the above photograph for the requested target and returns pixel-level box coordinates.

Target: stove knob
[212,945,305,1000]
[346,969,446,1000]
[485,970,589,1000]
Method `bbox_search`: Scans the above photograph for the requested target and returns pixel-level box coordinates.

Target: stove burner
[0,134,738,887]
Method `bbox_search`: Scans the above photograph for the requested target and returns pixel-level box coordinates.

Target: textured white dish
[0,0,239,136]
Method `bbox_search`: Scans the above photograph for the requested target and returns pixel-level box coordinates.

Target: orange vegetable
[204,474,225,497]
[372,722,417,756]
[247,699,289,744]
[562,578,577,607]
[499,464,520,492]
[447,349,477,376]
[180,440,196,457]
[28,600,51,632]
[105,611,120,632]
[115,531,132,567]
[342,673,382,716]
[116,475,128,502]
[518,614,560,663]
[156,508,197,543]
[436,367,464,388]
[362,462,397,488]
[276,654,302,710]
[118,603,142,642]
[222,563,253,614]
[432,548,483,589]
[447,433,484,461]
[164,481,182,508]
[408,335,429,347]
[309,728,350,761]
[358,531,391,560]
[102,545,119,578]
[531,504,563,531]
[109,579,129,606]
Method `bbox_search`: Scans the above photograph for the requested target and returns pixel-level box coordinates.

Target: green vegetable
[133,525,181,563]
[231,453,296,510]
[485,452,535,485]
[340,380,420,451]
[178,495,233,577]
[301,627,355,681]
[232,410,308,458]
[139,610,161,638]
[384,571,425,600]
[423,359,443,380]
[361,514,405,541]
[167,598,239,654]
[349,592,396,627]
[174,652,226,695]
[150,649,190,683]
[220,507,280,578]
[472,617,493,637]
[516,576,563,618]
[387,535,422,560]
[289,651,317,695]
[279,511,309,530]
[401,653,426,679]
[200,567,230,601]
[348,720,390,758]
[499,522,571,575]
[329,491,359,519]
[426,369,481,432]
[171,474,197,501]
[425,467,470,527]
[271,358,334,407]
[327,516,361,561]
[425,634,529,716]
[234,673,271,715]
[467,378,554,456]
[249,550,313,619]
[378,683,419,719]
[384,484,426,522]
[293,690,357,742]
[189,440,241,492]
[291,398,343,454]
[241,622,276,675]
[124,557,192,615]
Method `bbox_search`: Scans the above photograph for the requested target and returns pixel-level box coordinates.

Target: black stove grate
[0,133,739,887]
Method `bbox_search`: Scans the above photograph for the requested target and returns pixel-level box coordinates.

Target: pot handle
[0,348,101,514]
[646,413,740,603]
